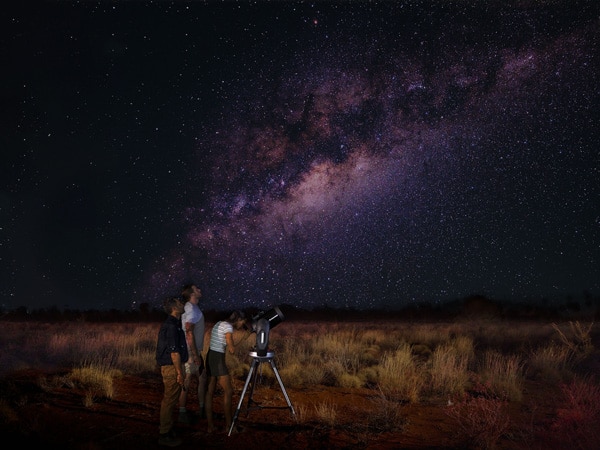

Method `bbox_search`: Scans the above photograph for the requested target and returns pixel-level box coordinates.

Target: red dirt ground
[0,365,571,450]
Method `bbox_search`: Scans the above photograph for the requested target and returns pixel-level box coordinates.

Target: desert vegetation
[0,315,598,449]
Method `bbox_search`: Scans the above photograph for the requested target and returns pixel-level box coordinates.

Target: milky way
[135,2,599,311]
[3,2,599,312]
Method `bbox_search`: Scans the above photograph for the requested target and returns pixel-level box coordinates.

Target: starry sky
[2,1,599,312]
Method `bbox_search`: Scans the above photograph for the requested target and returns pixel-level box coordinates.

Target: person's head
[227,310,247,329]
[181,283,202,303]
[163,296,184,316]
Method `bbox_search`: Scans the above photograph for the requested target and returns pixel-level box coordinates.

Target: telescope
[230,305,294,435]
[244,306,285,356]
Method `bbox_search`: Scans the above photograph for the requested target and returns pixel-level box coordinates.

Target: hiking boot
[158,432,182,447]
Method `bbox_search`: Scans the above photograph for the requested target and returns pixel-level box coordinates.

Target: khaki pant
[160,365,182,434]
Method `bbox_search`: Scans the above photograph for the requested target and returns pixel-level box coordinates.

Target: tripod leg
[229,358,258,436]
[270,359,296,417]
[247,358,262,411]
[246,358,261,409]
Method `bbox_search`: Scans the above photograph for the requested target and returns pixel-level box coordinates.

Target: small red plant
[548,376,600,449]
[445,381,511,449]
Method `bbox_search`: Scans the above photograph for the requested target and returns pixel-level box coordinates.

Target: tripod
[228,350,296,436]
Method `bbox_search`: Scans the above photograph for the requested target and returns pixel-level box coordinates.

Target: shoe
[158,432,182,447]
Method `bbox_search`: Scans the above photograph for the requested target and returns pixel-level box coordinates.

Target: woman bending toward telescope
[205,310,247,434]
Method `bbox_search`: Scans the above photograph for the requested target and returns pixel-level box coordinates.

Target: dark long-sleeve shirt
[156,315,188,366]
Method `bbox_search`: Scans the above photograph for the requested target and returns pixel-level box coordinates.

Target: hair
[227,310,245,323]
[163,296,181,314]
[181,284,196,302]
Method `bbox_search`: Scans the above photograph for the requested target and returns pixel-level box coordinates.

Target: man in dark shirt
[156,296,188,447]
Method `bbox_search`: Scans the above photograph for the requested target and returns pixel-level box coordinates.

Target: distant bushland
[2,292,598,323]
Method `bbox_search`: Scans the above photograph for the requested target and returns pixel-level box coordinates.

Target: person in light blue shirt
[177,283,207,424]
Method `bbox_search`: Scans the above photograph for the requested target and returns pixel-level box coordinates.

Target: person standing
[178,283,207,423]
[205,310,247,434]
[156,296,188,447]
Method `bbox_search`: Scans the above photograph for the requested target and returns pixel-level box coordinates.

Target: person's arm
[171,351,184,386]
[185,321,200,365]
[226,331,235,354]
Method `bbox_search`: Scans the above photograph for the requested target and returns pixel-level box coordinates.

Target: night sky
[2,1,599,312]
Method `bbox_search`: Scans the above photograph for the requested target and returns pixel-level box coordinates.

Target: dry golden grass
[526,343,572,381]
[551,320,595,361]
[314,400,338,427]
[429,342,470,396]
[478,350,524,402]
[69,363,122,401]
[0,318,597,430]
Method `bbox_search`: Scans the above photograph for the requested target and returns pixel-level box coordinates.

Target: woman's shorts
[206,349,228,377]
